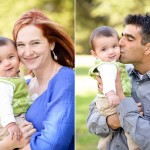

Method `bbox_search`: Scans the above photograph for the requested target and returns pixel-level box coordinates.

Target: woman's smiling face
[16,24,54,71]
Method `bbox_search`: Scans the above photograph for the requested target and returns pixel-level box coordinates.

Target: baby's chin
[106,59,118,62]
[6,73,18,78]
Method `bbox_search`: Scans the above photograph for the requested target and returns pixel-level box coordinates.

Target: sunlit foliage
[76,0,150,54]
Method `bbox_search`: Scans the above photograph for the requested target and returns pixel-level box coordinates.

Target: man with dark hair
[87,13,150,150]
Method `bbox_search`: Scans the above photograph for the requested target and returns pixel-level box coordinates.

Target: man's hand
[116,70,125,100]
[137,103,144,115]
[107,113,121,130]
[96,76,103,92]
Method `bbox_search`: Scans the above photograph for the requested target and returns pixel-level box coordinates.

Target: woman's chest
[26,95,49,131]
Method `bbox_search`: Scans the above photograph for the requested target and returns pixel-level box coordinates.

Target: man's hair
[89,26,119,50]
[125,13,150,45]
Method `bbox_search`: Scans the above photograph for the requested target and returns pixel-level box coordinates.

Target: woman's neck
[29,61,62,97]
[33,60,60,84]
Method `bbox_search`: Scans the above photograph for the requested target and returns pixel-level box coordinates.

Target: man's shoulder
[125,64,134,74]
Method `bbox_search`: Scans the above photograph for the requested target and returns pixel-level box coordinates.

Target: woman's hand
[13,121,37,150]
[0,135,18,150]
[6,122,22,141]
[19,120,37,146]
[0,130,30,150]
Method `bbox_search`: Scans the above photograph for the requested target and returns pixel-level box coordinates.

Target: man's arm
[115,68,150,149]
[87,67,122,135]
[87,99,113,137]
[117,97,150,149]
[107,113,121,130]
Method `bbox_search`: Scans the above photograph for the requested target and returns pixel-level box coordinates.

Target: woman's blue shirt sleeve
[26,67,75,150]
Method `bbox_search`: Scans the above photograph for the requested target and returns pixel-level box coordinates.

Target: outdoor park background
[76,55,99,150]
[76,0,150,149]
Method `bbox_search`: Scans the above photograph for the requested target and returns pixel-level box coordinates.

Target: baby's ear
[145,43,150,55]
[90,49,97,58]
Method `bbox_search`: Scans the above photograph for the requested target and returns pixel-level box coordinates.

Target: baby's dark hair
[89,26,119,50]
[124,13,150,45]
[0,37,16,47]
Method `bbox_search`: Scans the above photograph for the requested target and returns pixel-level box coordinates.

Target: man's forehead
[123,25,141,34]
[122,25,142,38]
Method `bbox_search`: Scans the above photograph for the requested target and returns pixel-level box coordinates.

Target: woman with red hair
[0,9,74,150]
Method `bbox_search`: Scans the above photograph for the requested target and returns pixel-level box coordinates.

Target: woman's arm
[29,69,74,150]
[0,134,27,150]
[0,136,16,150]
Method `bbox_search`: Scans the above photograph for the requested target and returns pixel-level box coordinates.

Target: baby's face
[0,43,20,77]
[92,36,120,62]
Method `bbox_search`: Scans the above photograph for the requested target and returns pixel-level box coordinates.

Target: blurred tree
[0,0,74,40]
[76,0,150,54]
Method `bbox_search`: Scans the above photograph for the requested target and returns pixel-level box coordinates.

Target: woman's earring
[52,50,58,60]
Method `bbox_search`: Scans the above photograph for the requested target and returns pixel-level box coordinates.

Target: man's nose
[119,37,124,46]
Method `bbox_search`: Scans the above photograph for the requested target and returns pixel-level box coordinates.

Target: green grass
[76,94,99,150]
[76,55,99,150]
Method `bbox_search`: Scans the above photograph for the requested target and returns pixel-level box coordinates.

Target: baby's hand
[6,122,22,141]
[106,91,120,107]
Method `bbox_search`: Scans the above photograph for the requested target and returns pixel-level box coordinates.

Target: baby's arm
[6,122,22,141]
[0,81,22,140]
[97,63,120,107]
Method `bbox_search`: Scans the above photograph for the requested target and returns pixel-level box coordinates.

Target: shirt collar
[130,68,150,80]
[146,70,150,78]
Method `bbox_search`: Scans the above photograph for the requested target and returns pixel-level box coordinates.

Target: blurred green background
[0,0,74,39]
[76,55,99,150]
[76,0,150,150]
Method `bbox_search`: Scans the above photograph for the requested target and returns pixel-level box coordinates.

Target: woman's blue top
[26,67,74,150]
